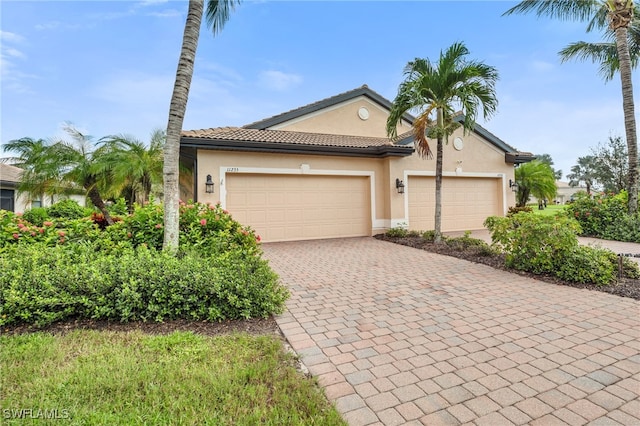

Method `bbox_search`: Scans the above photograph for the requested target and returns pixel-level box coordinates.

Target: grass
[1,330,346,425]
[530,203,568,216]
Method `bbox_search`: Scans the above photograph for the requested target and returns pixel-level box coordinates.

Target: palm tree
[53,125,114,225]
[2,137,64,205]
[163,0,240,252]
[387,42,498,243]
[504,0,638,214]
[567,155,598,195]
[100,129,165,209]
[559,17,640,81]
[515,160,558,207]
[537,153,563,180]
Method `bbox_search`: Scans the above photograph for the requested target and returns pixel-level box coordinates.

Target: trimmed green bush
[0,201,287,327]
[555,246,616,286]
[484,212,639,285]
[47,199,91,219]
[0,245,288,327]
[485,213,581,274]
[445,232,495,256]
[386,227,408,238]
[21,207,49,227]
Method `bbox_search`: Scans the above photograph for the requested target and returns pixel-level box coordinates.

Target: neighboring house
[556,181,587,204]
[0,163,29,212]
[0,163,85,213]
[180,85,533,242]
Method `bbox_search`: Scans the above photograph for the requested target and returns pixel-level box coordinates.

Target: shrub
[555,246,616,286]
[485,213,581,274]
[566,191,640,242]
[22,207,50,227]
[386,227,408,238]
[445,232,495,255]
[506,206,533,217]
[484,212,628,285]
[47,199,90,219]
[0,244,288,327]
[0,201,285,327]
[422,230,436,241]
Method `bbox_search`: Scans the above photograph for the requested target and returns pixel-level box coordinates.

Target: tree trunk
[434,108,444,243]
[612,7,638,213]
[163,0,204,252]
[87,186,114,225]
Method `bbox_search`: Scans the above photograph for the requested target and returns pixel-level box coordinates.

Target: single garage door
[226,174,371,242]
[408,176,502,232]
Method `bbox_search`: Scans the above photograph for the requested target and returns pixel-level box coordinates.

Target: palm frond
[205,0,241,35]
[503,0,602,22]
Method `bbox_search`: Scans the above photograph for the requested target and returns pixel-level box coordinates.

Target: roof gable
[243,84,415,130]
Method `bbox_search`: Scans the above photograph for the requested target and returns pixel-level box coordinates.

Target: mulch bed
[375,234,640,301]
[3,316,282,337]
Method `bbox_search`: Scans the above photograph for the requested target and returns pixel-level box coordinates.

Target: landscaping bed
[375,234,640,300]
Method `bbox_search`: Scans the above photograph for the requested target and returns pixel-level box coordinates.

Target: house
[556,181,587,204]
[179,85,532,242]
[0,163,29,212]
[0,163,86,213]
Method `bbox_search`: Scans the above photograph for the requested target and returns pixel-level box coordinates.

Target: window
[31,200,42,208]
[1,189,15,212]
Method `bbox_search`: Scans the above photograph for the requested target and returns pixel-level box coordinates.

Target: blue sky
[1,0,637,178]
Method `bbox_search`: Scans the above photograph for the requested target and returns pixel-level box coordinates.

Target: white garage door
[408,176,502,232]
[226,174,371,242]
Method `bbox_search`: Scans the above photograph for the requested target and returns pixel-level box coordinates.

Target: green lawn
[1,330,346,425]
[530,203,568,216]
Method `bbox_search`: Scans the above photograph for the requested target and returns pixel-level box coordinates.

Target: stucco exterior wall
[270,97,412,138]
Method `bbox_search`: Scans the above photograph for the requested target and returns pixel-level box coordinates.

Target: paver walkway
[262,238,640,425]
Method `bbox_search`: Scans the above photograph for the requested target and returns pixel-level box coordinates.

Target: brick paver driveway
[262,237,640,426]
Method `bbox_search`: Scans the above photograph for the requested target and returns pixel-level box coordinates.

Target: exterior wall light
[205,174,215,193]
[509,179,518,193]
[396,178,405,194]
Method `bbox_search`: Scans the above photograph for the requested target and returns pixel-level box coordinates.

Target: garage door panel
[227,174,370,242]
[409,177,501,232]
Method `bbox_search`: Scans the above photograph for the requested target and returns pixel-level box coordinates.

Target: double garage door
[226,174,371,242]
[408,176,502,232]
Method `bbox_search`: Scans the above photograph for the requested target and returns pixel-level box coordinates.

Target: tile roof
[182,127,413,149]
[0,163,23,183]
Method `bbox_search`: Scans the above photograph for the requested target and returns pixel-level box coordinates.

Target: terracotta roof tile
[182,127,405,149]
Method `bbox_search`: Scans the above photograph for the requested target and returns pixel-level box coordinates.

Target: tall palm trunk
[163,0,204,252]
[614,27,638,213]
[434,108,444,243]
[611,0,638,213]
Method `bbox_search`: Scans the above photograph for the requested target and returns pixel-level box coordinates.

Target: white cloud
[0,30,34,94]
[146,9,183,18]
[138,0,169,6]
[258,70,303,91]
[531,60,555,72]
[0,31,25,43]
[35,21,61,31]
[4,48,25,59]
